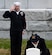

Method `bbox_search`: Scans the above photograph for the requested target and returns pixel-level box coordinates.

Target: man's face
[32,36,35,39]
[33,42,37,44]
[15,5,20,11]
[32,36,37,44]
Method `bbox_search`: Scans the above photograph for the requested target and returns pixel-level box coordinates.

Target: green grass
[0,38,52,49]
[45,40,52,49]
[0,38,10,49]
[0,38,52,55]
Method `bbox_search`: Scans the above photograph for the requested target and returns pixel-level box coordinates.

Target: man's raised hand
[10,5,15,12]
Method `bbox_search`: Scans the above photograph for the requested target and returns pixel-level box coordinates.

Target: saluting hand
[10,5,15,12]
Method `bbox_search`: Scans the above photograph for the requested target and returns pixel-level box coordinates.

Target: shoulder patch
[20,12,24,16]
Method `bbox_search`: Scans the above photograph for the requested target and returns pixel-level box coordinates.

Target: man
[3,2,26,55]
[24,34,50,55]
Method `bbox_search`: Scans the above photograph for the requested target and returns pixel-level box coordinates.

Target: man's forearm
[3,11,10,18]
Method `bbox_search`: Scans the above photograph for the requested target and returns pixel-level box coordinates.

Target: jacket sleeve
[41,39,46,49]
[22,12,26,29]
[3,11,11,18]
[40,39,47,55]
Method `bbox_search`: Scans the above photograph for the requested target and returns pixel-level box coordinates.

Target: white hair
[14,2,21,6]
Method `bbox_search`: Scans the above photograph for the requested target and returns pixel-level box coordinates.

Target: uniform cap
[14,2,21,6]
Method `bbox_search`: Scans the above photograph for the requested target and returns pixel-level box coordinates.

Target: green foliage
[45,40,52,49]
[0,38,10,49]
[0,38,52,49]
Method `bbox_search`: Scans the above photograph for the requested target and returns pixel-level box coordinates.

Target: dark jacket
[24,38,50,55]
[3,11,26,31]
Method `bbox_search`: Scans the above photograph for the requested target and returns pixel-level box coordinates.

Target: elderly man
[3,2,26,55]
[24,34,50,55]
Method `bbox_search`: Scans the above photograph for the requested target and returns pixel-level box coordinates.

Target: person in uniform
[3,2,26,55]
[24,34,50,55]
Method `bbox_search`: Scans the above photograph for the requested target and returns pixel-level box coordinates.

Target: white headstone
[26,48,40,55]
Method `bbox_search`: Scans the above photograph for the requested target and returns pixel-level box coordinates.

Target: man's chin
[33,42,37,44]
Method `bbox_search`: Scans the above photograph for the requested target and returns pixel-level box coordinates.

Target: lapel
[31,42,35,48]
[31,42,40,48]
[37,42,40,49]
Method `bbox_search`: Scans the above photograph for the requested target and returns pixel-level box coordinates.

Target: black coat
[3,11,26,31]
[24,38,50,55]
[3,11,26,55]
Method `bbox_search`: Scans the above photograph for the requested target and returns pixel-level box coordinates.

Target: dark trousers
[10,30,22,55]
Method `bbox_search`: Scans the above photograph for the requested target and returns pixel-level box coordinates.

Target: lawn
[0,38,52,55]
